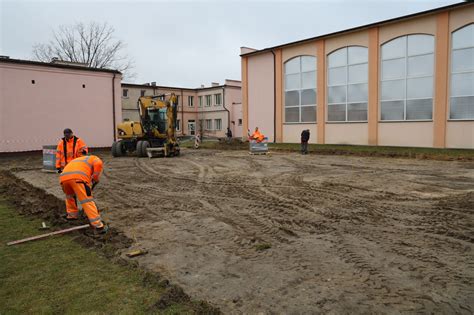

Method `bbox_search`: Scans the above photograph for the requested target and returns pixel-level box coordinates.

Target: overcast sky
[0,0,463,87]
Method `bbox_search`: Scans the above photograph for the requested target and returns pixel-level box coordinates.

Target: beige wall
[247,52,274,141]
[379,14,436,44]
[325,123,368,145]
[232,102,243,138]
[325,30,369,53]
[379,122,433,147]
[283,124,317,144]
[0,62,121,152]
[226,86,242,138]
[446,122,474,149]
[282,41,317,62]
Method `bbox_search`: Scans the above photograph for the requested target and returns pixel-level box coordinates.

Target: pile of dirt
[0,170,220,314]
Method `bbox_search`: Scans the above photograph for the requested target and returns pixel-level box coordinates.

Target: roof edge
[240,1,470,57]
[121,82,241,91]
[0,57,122,74]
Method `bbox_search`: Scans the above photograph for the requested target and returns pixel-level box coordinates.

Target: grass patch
[0,199,190,314]
[268,143,474,160]
[182,139,474,160]
[255,243,272,252]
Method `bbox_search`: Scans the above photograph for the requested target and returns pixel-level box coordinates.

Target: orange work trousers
[61,179,104,229]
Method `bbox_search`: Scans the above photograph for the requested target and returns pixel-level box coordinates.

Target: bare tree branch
[32,21,135,79]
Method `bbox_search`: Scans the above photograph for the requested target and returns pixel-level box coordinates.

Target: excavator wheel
[137,140,150,157]
[137,140,144,157]
[136,141,142,157]
[111,141,123,157]
[141,141,150,157]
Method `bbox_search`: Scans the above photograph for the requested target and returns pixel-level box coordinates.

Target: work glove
[57,168,62,174]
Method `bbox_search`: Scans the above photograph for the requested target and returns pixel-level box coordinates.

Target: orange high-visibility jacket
[59,155,103,185]
[251,130,264,142]
[56,136,88,169]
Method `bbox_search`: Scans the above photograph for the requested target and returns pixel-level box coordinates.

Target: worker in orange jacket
[56,128,88,173]
[250,127,265,143]
[59,155,107,233]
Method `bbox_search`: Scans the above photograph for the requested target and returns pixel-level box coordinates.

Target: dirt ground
[2,149,474,314]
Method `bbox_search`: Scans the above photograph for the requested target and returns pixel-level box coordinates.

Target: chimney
[200,84,205,88]
[211,82,219,87]
[0,55,10,59]
[151,82,156,86]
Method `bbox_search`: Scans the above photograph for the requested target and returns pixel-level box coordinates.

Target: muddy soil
[1,149,473,314]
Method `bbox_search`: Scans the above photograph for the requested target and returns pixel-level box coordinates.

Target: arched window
[380,34,434,121]
[327,46,368,122]
[284,56,317,123]
[450,24,474,119]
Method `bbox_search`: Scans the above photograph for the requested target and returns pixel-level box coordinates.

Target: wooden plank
[126,249,148,258]
[7,224,90,246]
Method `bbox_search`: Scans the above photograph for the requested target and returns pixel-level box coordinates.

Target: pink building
[0,57,122,152]
[121,80,242,138]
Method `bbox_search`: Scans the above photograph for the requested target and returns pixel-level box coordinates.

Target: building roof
[241,1,471,57]
[122,82,241,91]
[122,82,196,91]
[0,57,122,74]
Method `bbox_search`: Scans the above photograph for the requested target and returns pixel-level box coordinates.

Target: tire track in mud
[107,155,473,248]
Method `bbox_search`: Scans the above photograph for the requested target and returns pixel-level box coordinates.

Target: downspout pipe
[181,89,184,135]
[112,73,117,142]
[222,87,230,135]
[271,50,276,143]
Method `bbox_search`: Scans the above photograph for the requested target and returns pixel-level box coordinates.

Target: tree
[33,22,134,79]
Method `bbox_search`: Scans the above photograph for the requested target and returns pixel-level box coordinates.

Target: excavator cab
[144,107,167,136]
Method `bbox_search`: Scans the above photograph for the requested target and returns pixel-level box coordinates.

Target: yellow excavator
[111,93,180,157]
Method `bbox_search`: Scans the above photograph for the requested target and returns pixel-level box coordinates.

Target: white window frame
[140,90,146,97]
[380,34,435,121]
[327,46,368,122]
[449,24,474,120]
[214,94,222,106]
[238,118,242,126]
[284,55,317,123]
[198,96,203,107]
[214,118,222,130]
[122,89,129,98]
[205,119,212,130]
[188,96,194,107]
[205,95,212,107]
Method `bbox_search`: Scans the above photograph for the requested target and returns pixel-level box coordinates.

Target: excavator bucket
[146,143,180,158]
[146,147,165,158]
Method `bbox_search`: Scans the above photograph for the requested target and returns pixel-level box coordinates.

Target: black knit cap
[63,128,73,135]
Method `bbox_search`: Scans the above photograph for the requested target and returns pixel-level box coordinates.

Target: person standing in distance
[301,129,310,154]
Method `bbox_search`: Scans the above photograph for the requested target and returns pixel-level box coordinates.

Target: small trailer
[249,138,268,155]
